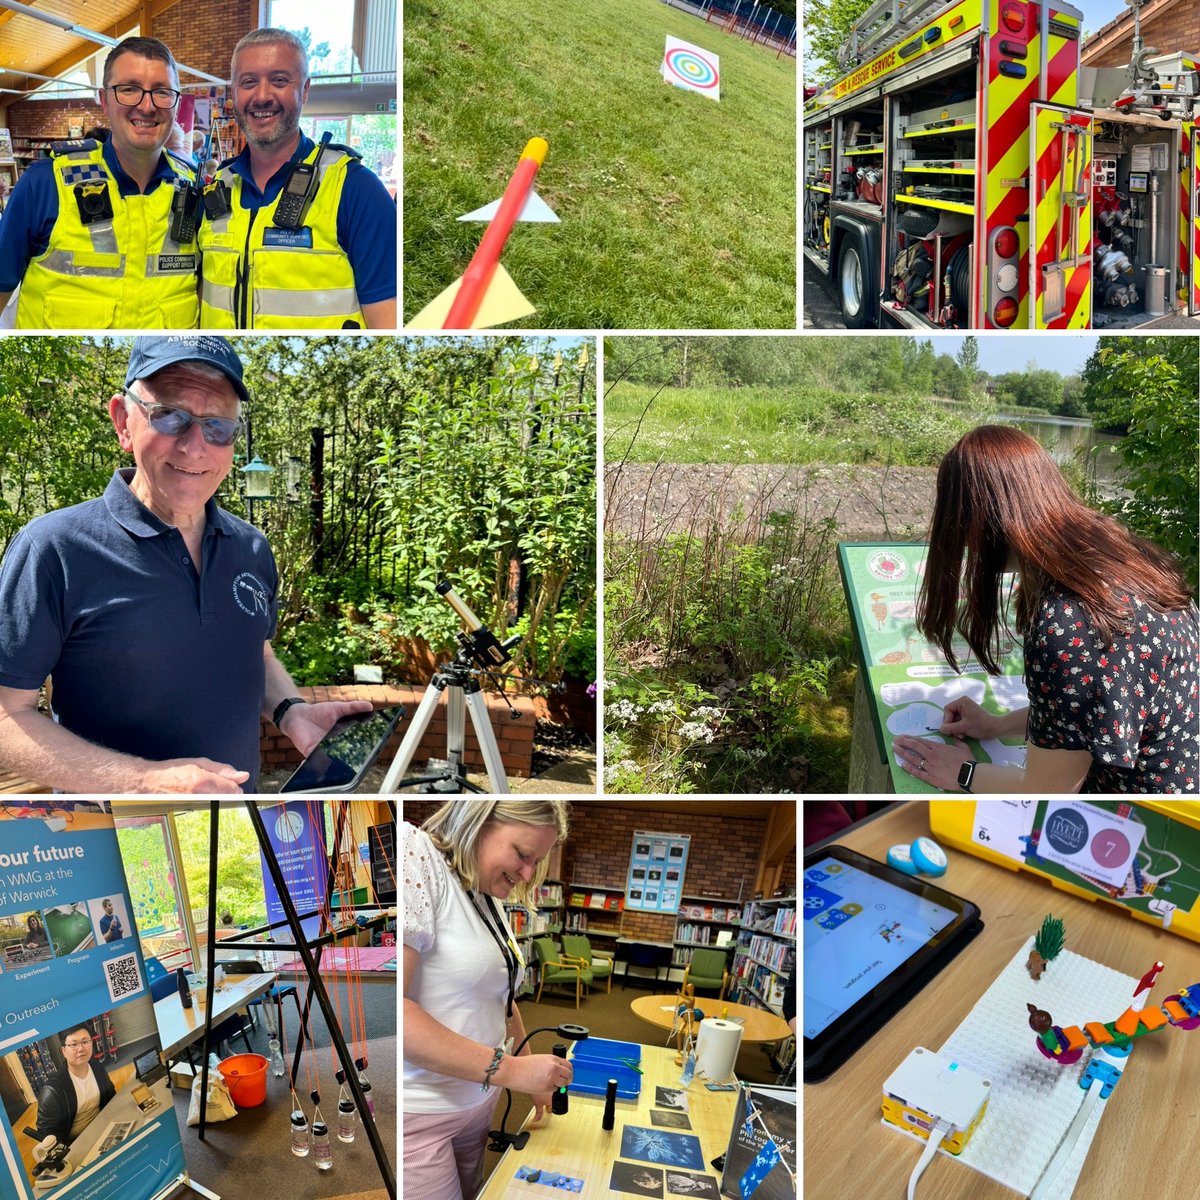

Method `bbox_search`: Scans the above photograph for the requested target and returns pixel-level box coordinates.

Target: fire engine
[802,0,1200,329]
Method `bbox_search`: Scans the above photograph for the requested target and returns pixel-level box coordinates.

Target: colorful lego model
[1027,960,1200,1066]
[1025,914,1065,981]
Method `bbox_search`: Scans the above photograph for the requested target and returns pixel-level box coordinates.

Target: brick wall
[8,100,104,142]
[1083,4,1198,69]
[263,685,536,779]
[565,804,767,901]
[152,1,255,81]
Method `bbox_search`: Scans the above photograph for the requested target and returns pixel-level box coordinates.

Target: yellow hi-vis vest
[197,144,364,330]
[16,141,199,330]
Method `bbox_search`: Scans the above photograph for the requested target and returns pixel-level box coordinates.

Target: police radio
[169,178,202,243]
[273,131,331,230]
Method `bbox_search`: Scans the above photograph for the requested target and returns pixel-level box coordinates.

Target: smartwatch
[957,760,977,794]
[272,696,307,728]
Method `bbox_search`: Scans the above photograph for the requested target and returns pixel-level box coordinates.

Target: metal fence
[661,0,797,56]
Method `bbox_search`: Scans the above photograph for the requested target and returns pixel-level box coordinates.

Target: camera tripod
[377,582,521,794]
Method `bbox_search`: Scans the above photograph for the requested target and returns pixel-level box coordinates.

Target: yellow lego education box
[929,800,1200,944]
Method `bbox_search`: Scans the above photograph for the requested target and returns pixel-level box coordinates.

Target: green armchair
[561,934,614,995]
[683,946,730,1001]
[532,937,593,1008]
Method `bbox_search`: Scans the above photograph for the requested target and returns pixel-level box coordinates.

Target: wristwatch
[272,696,307,729]
[957,760,977,793]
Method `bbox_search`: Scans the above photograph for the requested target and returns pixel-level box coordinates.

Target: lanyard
[469,891,519,1018]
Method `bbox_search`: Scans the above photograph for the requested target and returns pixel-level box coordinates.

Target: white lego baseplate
[882,937,1138,1198]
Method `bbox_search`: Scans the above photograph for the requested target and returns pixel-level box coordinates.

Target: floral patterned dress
[1025,588,1198,792]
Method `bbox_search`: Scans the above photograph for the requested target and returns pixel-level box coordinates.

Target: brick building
[1081,0,1199,69]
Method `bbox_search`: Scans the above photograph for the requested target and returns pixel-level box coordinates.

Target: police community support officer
[0,336,372,794]
[197,28,397,329]
[0,38,200,329]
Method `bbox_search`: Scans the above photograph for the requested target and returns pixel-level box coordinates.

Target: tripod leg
[465,689,510,794]
[378,682,444,794]
[444,686,468,787]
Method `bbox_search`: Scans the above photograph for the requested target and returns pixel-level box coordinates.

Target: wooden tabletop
[476,1043,739,1199]
[630,994,792,1043]
[805,801,1200,1200]
[153,973,277,1059]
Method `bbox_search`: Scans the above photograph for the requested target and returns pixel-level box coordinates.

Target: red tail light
[994,228,1019,259]
[1001,1,1026,33]
[993,297,1019,327]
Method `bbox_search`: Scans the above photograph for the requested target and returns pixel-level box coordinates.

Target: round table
[630,993,791,1043]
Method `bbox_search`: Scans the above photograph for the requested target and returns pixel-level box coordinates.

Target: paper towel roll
[695,1017,742,1082]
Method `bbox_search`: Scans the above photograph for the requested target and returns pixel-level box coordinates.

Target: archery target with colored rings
[663,37,720,100]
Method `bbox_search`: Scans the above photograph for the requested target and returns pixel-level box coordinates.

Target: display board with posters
[259,800,329,941]
[626,832,690,914]
[838,542,1029,793]
[0,802,186,1200]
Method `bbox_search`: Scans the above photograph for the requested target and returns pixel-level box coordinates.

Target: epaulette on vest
[52,139,100,156]
[322,142,362,161]
[163,149,198,178]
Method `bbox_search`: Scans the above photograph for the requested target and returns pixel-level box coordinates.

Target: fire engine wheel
[838,238,871,329]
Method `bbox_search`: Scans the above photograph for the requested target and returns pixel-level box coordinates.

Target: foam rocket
[408,138,559,330]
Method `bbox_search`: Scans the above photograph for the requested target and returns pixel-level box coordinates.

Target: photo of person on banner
[0,911,55,968]
[3,999,171,1197]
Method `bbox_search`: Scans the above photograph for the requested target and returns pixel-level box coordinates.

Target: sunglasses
[125,392,244,447]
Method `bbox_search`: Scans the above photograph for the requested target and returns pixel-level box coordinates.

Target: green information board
[837,542,1028,793]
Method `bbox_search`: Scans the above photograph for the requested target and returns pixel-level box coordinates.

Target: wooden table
[476,1043,738,1199]
[630,994,792,1043]
[153,972,277,1060]
[805,801,1200,1200]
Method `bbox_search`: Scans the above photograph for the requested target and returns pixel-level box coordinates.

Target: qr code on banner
[103,952,143,1003]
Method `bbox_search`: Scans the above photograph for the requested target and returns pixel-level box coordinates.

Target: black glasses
[126,393,244,447]
[107,84,181,109]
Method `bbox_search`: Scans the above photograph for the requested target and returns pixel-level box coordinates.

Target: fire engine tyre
[838,235,874,328]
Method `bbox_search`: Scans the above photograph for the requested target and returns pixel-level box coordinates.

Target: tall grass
[403,0,796,329]
[605,384,975,464]
[604,481,855,793]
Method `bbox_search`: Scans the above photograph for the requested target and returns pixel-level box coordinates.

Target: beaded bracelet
[481,1046,506,1092]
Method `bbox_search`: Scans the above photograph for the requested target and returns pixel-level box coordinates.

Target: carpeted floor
[172,978,396,1200]
[478,976,792,1189]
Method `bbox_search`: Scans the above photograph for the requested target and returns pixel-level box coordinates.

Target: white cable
[1028,1080,1103,1200]
[906,1120,951,1200]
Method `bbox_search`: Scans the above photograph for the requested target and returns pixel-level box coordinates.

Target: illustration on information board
[839,543,1029,792]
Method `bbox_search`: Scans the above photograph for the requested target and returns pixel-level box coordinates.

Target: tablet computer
[804,843,982,1083]
[280,705,404,794]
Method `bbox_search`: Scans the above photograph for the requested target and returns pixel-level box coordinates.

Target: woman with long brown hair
[892,425,1197,793]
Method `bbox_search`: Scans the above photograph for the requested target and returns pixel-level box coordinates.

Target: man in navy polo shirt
[0,335,371,792]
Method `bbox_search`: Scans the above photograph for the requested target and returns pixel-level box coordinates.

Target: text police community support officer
[0,37,199,329]
[0,336,372,793]
[196,28,397,329]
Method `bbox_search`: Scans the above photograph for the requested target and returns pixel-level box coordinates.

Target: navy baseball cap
[125,336,250,407]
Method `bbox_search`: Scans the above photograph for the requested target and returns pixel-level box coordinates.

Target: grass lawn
[604,384,971,465]
[403,0,796,329]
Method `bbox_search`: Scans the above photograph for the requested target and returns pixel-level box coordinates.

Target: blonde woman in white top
[404,799,572,1200]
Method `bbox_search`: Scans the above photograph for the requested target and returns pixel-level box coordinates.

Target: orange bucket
[218,1054,268,1107]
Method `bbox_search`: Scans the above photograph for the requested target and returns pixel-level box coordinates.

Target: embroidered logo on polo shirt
[233,572,270,616]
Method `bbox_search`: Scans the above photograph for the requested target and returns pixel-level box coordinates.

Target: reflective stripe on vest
[16,145,200,330]
[197,147,364,330]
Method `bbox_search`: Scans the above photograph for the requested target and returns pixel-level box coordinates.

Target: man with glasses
[34,1024,115,1147]
[0,335,371,793]
[197,27,396,329]
[0,36,200,329]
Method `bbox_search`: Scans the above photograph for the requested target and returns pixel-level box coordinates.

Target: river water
[930,404,1128,500]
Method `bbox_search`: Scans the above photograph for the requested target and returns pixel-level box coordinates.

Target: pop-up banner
[0,802,185,1200]
[259,801,329,943]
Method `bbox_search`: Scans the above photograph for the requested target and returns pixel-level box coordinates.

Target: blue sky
[914,336,1099,376]
[1078,0,1133,34]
